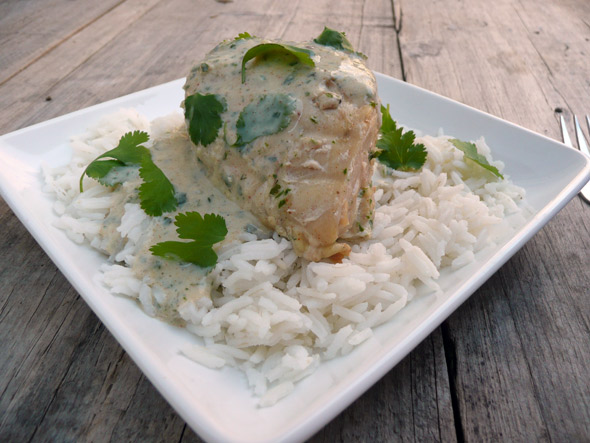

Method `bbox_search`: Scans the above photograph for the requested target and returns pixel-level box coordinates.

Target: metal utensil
[560,114,590,203]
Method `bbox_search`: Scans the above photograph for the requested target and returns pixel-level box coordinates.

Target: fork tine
[574,115,590,156]
[577,116,590,204]
[583,115,590,158]
[560,114,573,147]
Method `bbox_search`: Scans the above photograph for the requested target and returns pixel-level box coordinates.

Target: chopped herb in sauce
[270,183,281,195]
[234,94,297,147]
[176,192,187,206]
[283,73,295,85]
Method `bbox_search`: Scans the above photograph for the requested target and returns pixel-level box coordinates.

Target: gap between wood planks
[391,0,406,81]
[441,322,465,443]
[390,0,464,439]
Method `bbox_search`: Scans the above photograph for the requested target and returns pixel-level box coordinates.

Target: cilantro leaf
[95,131,150,164]
[82,132,151,189]
[241,43,314,83]
[80,131,178,217]
[175,212,228,244]
[80,130,151,192]
[449,138,504,179]
[150,212,227,268]
[313,27,367,59]
[84,159,125,185]
[149,241,218,268]
[379,102,397,136]
[375,104,427,171]
[376,132,427,171]
[138,160,178,216]
[184,93,227,147]
[314,27,355,52]
[235,32,255,40]
[234,94,296,147]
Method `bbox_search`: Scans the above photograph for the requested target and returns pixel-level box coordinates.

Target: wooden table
[1,0,589,441]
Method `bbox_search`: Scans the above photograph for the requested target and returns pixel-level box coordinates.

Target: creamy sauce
[100,126,265,323]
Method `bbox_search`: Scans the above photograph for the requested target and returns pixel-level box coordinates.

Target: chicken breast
[183,33,380,261]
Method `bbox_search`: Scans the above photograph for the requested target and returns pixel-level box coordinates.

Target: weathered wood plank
[32,328,142,442]
[397,0,590,440]
[108,372,189,443]
[311,331,456,442]
[0,278,97,440]
[0,0,163,135]
[397,0,590,137]
[0,0,127,84]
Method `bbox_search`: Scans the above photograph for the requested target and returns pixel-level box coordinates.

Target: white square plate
[1,73,589,442]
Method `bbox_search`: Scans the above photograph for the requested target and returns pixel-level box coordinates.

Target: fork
[560,114,590,203]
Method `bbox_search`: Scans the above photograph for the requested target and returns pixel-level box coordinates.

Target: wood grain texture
[398,0,590,441]
[313,331,456,442]
[1,0,589,441]
[0,0,126,84]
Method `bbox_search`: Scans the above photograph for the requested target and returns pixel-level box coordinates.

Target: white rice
[43,109,529,406]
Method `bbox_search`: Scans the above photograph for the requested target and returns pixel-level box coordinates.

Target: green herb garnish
[374,104,427,171]
[80,131,177,216]
[184,93,227,147]
[269,183,281,195]
[313,27,366,59]
[314,27,355,52]
[137,158,179,216]
[449,139,504,179]
[241,43,314,83]
[379,103,398,134]
[235,32,255,41]
[234,94,297,147]
[150,212,227,268]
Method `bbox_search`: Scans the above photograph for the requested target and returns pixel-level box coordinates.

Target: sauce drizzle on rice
[44,108,528,407]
